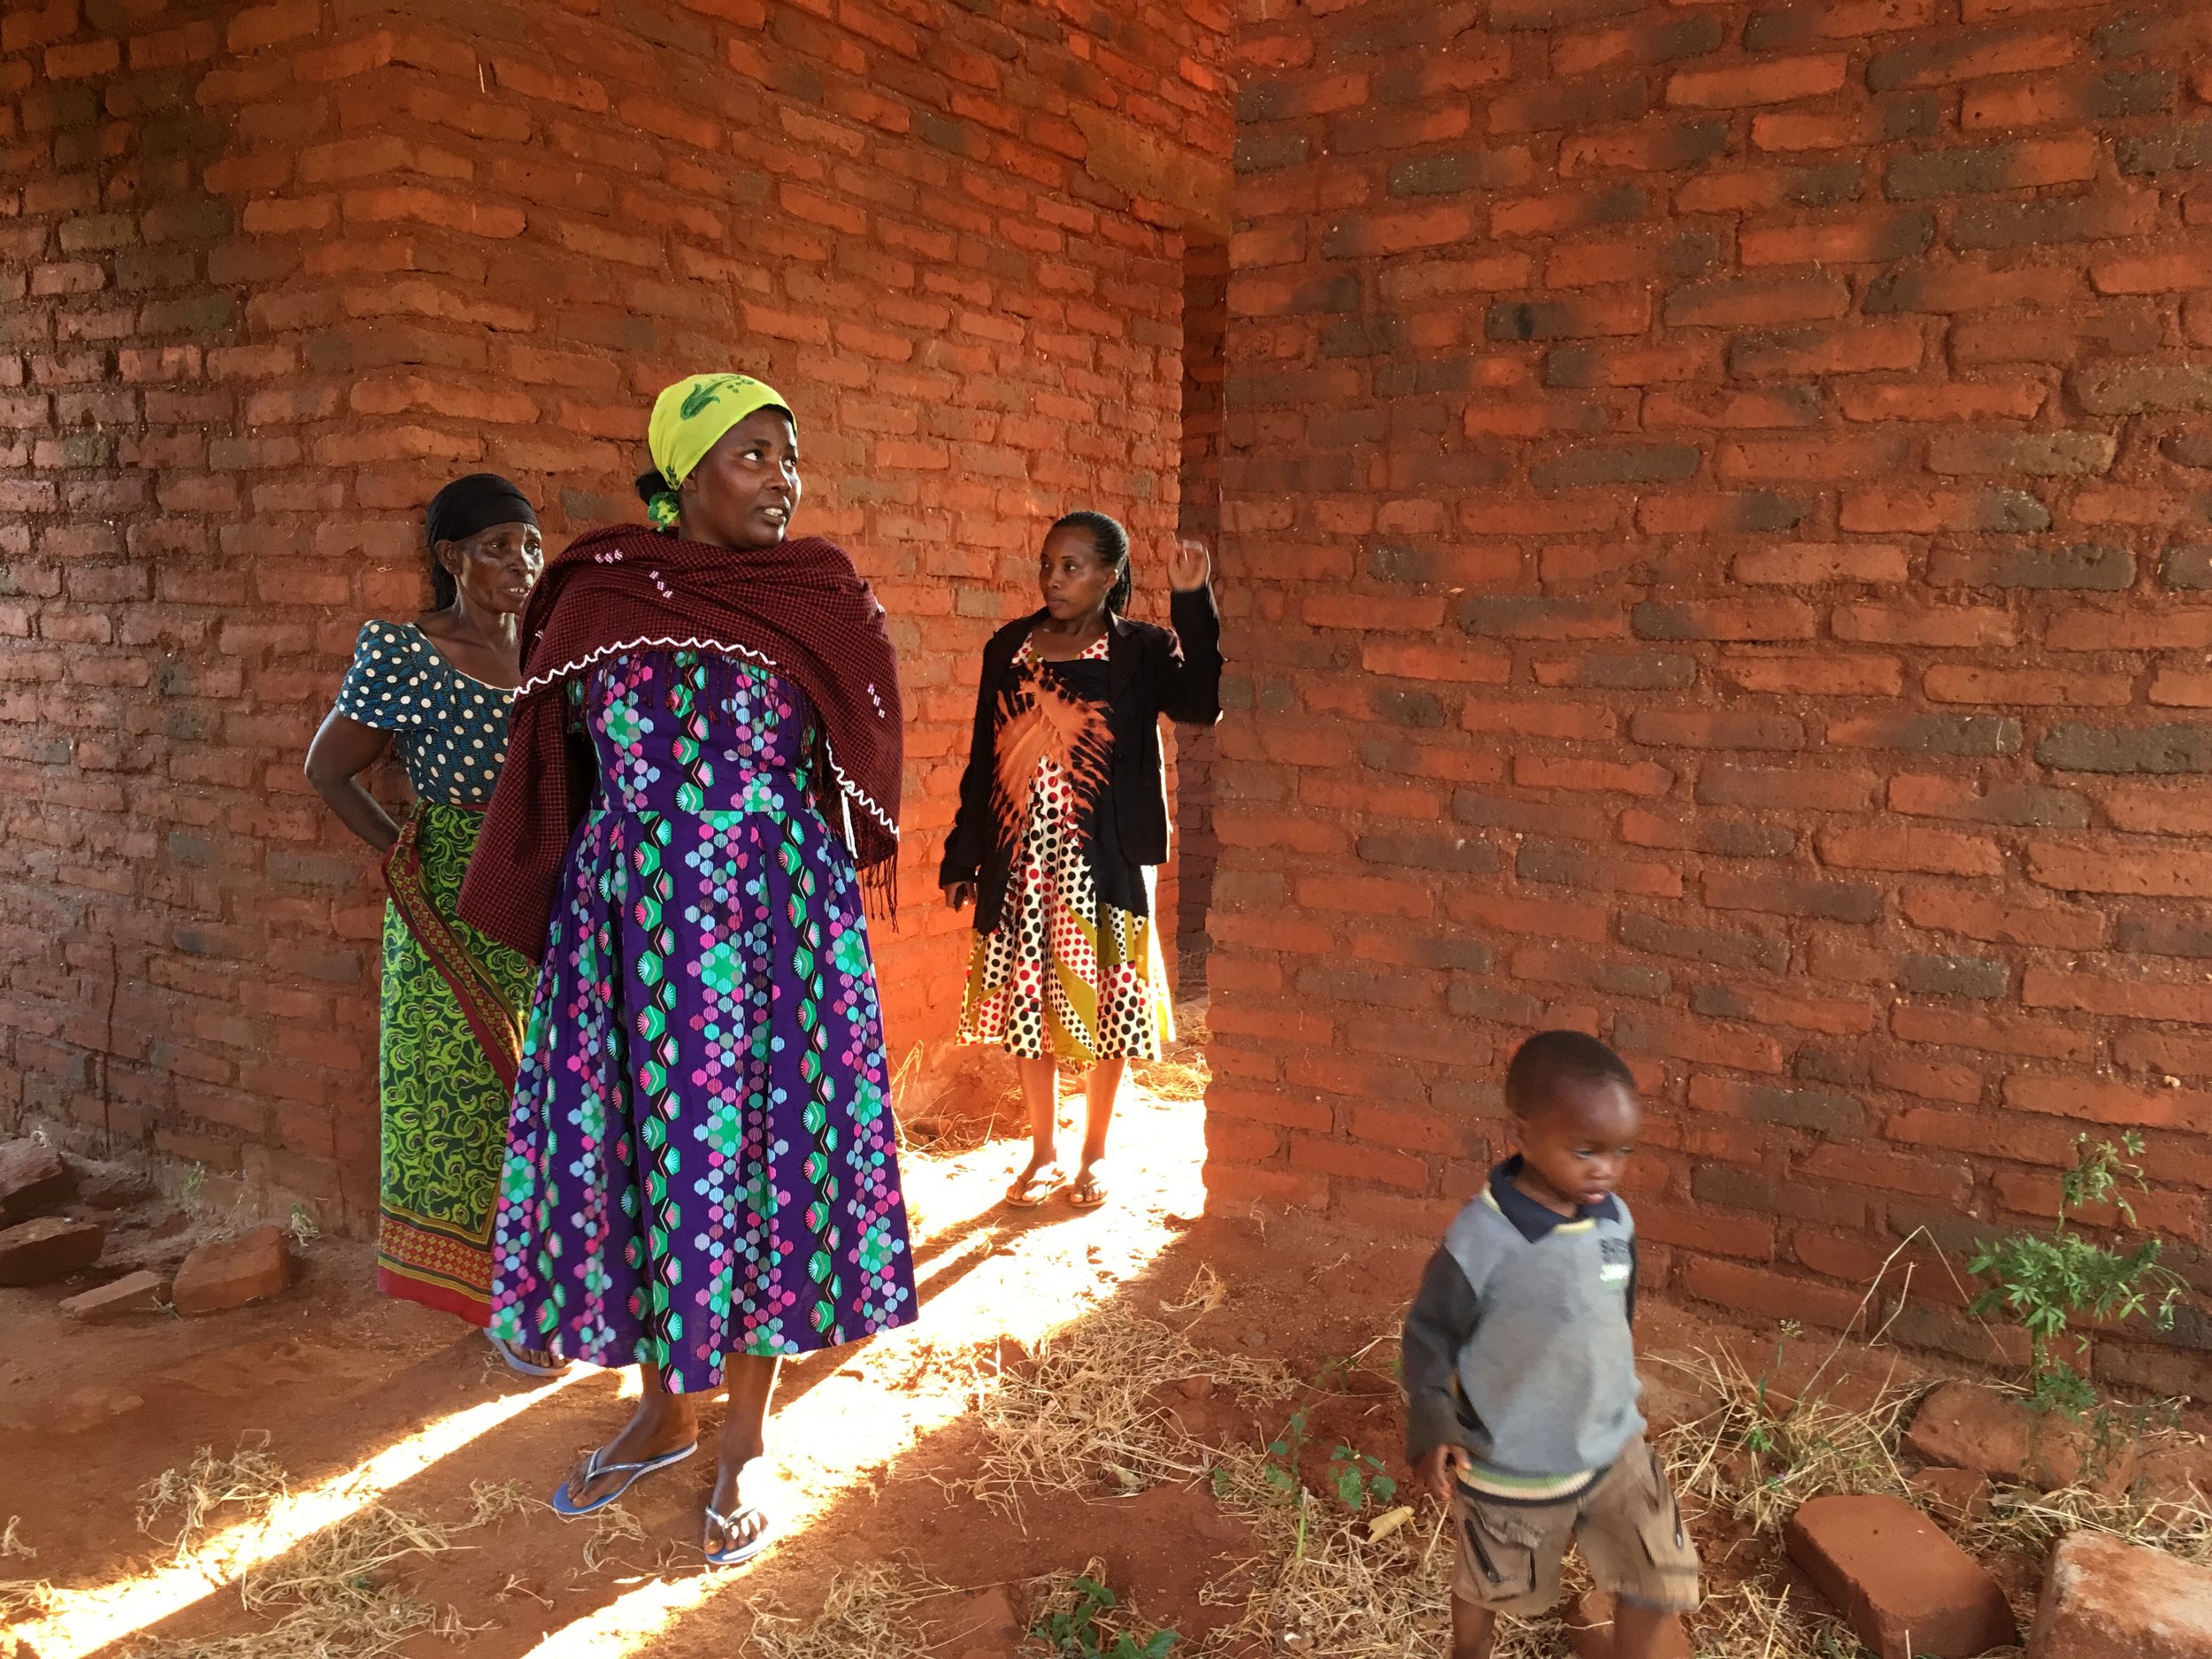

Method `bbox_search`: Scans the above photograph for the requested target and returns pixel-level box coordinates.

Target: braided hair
[1052,510,1132,614]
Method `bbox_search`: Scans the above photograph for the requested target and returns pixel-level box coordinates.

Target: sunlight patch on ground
[511,1064,1210,1656]
[17,1369,581,1659]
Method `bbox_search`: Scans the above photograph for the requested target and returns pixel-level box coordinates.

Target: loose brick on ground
[1782,1494,2016,1659]
[2026,1531,2212,1659]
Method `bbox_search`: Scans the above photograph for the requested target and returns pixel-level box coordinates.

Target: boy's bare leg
[1449,1596,1496,1659]
[1612,1601,1683,1659]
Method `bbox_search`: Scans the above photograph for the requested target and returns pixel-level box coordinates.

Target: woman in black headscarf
[304,473,556,1372]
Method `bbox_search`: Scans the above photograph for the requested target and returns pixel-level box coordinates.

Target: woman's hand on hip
[1166,537,1210,593]
[942,879,978,912]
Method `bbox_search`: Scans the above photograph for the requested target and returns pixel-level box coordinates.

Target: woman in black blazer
[941,511,1223,1210]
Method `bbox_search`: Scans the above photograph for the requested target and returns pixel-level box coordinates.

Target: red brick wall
[0,0,1230,1230]
[1209,0,2211,1387]
[1176,235,1226,965]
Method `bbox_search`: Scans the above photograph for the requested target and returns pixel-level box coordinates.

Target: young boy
[1402,1030,1698,1659]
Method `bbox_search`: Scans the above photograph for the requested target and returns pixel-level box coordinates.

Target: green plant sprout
[1032,1576,1178,1659]
[1260,1411,1309,1498]
[1326,1445,1397,1512]
[1968,1133,2186,1417]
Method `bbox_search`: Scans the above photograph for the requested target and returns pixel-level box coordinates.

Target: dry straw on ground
[115,1453,546,1658]
[964,1295,1911,1659]
[1967,1477,2212,1565]
[749,1557,959,1659]
[969,1306,1293,1517]
[1653,1340,1923,1537]
[135,1440,290,1562]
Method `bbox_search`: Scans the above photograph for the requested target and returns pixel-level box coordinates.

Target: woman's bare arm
[304,709,402,855]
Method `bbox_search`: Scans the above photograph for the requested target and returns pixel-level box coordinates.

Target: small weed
[1032,1574,1178,1659]
[1968,1133,2187,1417]
[1260,1411,1309,1499]
[1327,1445,1397,1513]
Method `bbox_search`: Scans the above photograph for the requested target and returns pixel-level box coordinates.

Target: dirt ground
[3,1031,2202,1659]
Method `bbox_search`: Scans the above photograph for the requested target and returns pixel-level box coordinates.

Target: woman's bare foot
[1005,1153,1066,1208]
[704,1442,772,1562]
[1067,1160,1109,1210]
[564,1393,699,1510]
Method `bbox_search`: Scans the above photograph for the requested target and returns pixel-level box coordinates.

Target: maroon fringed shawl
[457,523,903,958]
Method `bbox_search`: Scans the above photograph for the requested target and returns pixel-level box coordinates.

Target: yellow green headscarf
[642,373,795,530]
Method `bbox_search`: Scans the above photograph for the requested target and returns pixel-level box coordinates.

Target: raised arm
[1156,539,1221,726]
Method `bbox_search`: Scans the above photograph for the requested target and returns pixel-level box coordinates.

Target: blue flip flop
[486,1333,570,1379]
[550,1443,698,1517]
[703,1502,773,1567]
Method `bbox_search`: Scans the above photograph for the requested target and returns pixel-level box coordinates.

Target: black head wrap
[426,472,538,549]
[425,473,537,608]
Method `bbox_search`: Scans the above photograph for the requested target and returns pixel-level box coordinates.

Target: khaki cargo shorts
[1451,1436,1700,1617]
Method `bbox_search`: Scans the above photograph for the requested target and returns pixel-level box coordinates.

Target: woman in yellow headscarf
[462,374,913,1567]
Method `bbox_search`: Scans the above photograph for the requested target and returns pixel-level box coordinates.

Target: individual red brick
[1690,983,1873,1036]
[2102,784,2212,835]
[1718,656,1905,696]
[1631,710,1805,749]
[0,1141,73,1224]
[1461,699,1617,741]
[1729,319,1924,374]
[1876,1057,1982,1110]
[2026,1532,2212,1659]
[2017,1071,2203,1141]
[2090,250,2206,296]
[1287,1134,1429,1193]
[2151,669,2212,708]
[1669,55,1849,109]
[1680,1257,1866,1328]
[1784,1494,2016,1659]
[2028,968,2212,1025]
[1806,1143,1973,1202]
[59,1269,172,1324]
[1831,604,2015,648]
[1732,542,1907,585]
[1836,380,2047,420]
[1924,665,2132,706]
[1516,757,1675,795]
[1617,1010,1785,1072]
[1637,1204,1778,1262]
[1818,825,2003,877]
[0,1216,104,1286]
[1741,213,1935,267]
[2030,841,2212,899]
[1643,387,1824,429]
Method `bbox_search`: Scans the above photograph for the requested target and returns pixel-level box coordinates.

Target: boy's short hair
[1505,1030,1636,1118]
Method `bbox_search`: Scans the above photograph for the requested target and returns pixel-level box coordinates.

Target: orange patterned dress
[957,634,1172,1064]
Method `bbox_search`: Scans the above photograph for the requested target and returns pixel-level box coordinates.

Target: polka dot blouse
[334,620,515,807]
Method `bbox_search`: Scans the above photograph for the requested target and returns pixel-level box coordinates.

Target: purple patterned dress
[486,649,916,1391]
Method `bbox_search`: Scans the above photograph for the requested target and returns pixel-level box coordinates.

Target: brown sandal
[1066,1165,1108,1210]
[1005,1163,1067,1209]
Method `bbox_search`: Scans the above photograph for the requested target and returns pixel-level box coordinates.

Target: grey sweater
[1402,1157,1642,1480]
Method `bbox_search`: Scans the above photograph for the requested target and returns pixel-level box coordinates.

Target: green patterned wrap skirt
[375,800,537,1324]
